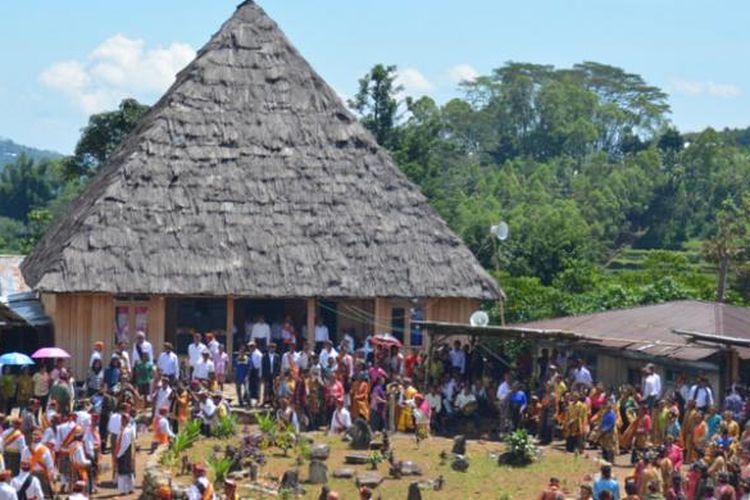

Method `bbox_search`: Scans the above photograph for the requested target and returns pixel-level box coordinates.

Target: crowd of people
[0,315,749,499]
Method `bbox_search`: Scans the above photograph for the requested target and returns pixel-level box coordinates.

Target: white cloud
[448,64,479,84]
[670,78,741,98]
[395,67,434,95]
[40,34,195,114]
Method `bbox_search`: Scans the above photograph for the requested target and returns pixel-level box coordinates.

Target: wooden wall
[41,293,115,379]
[423,297,481,348]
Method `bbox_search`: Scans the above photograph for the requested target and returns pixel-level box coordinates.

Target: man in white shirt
[329,401,352,434]
[572,358,593,388]
[13,459,44,500]
[641,363,662,409]
[192,351,214,382]
[206,333,220,359]
[250,316,271,350]
[297,345,312,372]
[448,341,466,376]
[187,333,207,378]
[318,341,338,372]
[249,343,263,404]
[454,385,477,413]
[188,464,215,500]
[153,377,173,417]
[689,376,714,411]
[157,343,180,382]
[198,392,216,436]
[131,331,154,370]
[0,470,17,499]
[496,372,513,433]
[313,318,330,353]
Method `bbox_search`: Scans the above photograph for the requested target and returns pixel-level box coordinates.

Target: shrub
[500,429,538,466]
[160,419,202,466]
[207,455,233,486]
[212,414,238,439]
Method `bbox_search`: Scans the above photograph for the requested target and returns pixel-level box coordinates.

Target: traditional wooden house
[21,1,501,377]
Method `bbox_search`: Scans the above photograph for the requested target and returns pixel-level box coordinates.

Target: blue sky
[1,1,748,154]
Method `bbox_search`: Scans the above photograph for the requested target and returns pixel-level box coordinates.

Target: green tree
[348,64,402,149]
[0,155,62,222]
[703,198,749,302]
[62,98,150,180]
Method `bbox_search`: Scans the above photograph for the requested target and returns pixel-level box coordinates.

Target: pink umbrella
[31,347,71,359]
[371,333,403,349]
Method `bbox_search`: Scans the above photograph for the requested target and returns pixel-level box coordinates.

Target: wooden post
[226,295,235,359]
[374,298,392,334]
[306,298,317,347]
[403,301,412,348]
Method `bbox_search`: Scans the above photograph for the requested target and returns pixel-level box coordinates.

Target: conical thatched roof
[22,1,501,300]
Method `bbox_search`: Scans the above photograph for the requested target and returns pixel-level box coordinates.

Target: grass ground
[173,431,601,499]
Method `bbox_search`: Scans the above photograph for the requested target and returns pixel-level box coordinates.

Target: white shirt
[154,385,173,412]
[22,445,55,477]
[643,373,662,398]
[455,391,476,410]
[251,349,263,370]
[690,384,714,408]
[207,339,220,358]
[573,366,593,387]
[442,379,456,401]
[330,407,352,433]
[200,399,216,423]
[188,477,215,500]
[89,351,102,369]
[281,351,297,372]
[449,349,466,374]
[131,340,154,368]
[314,325,330,343]
[12,471,43,500]
[192,359,214,380]
[188,342,207,369]
[68,495,88,500]
[319,348,338,370]
[107,413,122,436]
[496,381,511,401]
[157,351,180,377]
[156,416,175,439]
[251,323,271,343]
[0,481,18,500]
[297,352,310,371]
[426,393,442,413]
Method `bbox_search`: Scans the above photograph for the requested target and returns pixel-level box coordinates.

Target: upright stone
[311,443,330,461]
[308,460,328,484]
[452,435,466,455]
[349,418,373,450]
[407,482,423,500]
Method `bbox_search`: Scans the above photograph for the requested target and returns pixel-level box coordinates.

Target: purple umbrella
[31,347,71,359]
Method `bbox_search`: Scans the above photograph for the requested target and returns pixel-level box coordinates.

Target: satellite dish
[470,310,490,327]
[490,221,509,241]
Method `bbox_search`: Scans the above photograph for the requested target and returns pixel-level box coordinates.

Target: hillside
[0,138,61,167]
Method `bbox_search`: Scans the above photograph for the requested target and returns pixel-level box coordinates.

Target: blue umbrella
[0,352,35,366]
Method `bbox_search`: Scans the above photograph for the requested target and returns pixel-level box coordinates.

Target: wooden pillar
[306,298,317,347]
[374,297,392,335]
[403,301,412,348]
[148,295,166,357]
[226,296,235,377]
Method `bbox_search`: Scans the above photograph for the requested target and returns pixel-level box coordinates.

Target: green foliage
[212,413,238,439]
[0,155,63,222]
[348,64,402,149]
[160,419,201,466]
[206,454,232,486]
[501,429,538,466]
[275,423,297,456]
[368,450,385,469]
[62,98,150,181]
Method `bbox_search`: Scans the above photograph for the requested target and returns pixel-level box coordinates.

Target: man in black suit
[260,342,281,405]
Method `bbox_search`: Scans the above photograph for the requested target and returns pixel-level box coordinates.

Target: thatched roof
[22,1,500,300]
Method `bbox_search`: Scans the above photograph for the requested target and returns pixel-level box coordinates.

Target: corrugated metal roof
[0,256,29,303]
[515,300,750,362]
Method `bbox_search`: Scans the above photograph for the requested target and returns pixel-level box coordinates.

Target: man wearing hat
[197,392,216,437]
[188,464,215,500]
[12,459,44,500]
[157,343,180,383]
[21,431,54,497]
[2,417,27,476]
[69,427,92,494]
[114,413,136,496]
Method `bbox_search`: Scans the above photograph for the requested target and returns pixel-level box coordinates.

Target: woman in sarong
[682,401,702,463]
[115,413,136,496]
[350,373,370,421]
[397,382,417,432]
